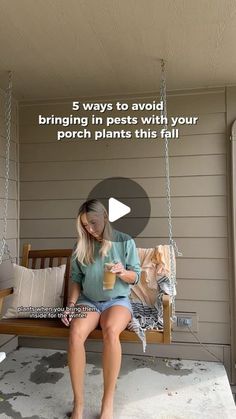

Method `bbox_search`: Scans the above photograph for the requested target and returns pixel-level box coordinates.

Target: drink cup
[103,262,116,290]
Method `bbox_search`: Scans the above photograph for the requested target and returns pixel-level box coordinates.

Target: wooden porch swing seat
[0,244,172,344]
[0,64,176,346]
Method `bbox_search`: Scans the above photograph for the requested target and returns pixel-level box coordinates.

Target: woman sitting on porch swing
[61,199,141,419]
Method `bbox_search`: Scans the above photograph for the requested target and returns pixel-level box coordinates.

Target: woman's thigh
[69,306,101,341]
[99,305,132,334]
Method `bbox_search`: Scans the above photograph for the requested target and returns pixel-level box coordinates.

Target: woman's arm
[61,281,81,327]
[111,264,136,284]
[68,249,84,306]
[119,269,137,284]
[67,281,81,306]
[111,238,141,285]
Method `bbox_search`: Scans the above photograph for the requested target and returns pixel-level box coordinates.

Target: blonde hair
[73,199,113,265]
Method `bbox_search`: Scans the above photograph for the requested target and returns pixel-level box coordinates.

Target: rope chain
[160,60,182,320]
[0,71,14,265]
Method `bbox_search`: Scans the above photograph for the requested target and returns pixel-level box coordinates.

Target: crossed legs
[68,305,132,419]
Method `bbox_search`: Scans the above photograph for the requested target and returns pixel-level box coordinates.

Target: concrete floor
[0,347,235,419]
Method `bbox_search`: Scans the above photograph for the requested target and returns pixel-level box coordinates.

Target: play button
[87,177,151,242]
[109,198,131,222]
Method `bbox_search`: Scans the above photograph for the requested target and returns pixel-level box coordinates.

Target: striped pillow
[2,263,66,319]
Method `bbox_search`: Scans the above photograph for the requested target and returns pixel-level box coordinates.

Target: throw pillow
[2,263,66,319]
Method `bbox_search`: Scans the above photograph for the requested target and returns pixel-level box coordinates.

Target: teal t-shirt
[70,229,141,301]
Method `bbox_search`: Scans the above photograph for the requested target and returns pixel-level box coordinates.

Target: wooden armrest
[162,294,171,343]
[0,287,14,298]
[162,294,171,306]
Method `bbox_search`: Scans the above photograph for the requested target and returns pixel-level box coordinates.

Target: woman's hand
[111,262,137,284]
[111,262,126,278]
[61,304,76,327]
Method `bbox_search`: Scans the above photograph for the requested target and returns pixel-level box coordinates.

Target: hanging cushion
[1,263,66,319]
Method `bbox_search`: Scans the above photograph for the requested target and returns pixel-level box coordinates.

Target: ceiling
[0,0,236,101]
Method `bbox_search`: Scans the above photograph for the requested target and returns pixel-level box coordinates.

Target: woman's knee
[102,325,120,343]
[69,314,100,345]
[69,326,88,345]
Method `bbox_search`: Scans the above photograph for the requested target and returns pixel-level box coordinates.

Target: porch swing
[0,62,181,347]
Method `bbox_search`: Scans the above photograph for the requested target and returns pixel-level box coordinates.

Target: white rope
[159,59,182,320]
[0,71,14,265]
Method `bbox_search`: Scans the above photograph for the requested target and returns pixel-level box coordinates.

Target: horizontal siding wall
[0,88,18,288]
[19,88,230,346]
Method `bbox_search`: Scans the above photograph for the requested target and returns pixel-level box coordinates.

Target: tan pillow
[2,263,66,319]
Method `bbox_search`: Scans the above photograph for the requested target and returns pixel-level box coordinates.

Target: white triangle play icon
[108,198,131,222]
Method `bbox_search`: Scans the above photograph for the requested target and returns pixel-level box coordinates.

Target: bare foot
[100,399,113,419]
[100,410,113,419]
[70,403,84,419]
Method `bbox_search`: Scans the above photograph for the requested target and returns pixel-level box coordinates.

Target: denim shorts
[75,293,133,316]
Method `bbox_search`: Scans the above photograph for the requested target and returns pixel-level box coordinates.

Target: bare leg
[68,307,100,419]
[99,306,132,419]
